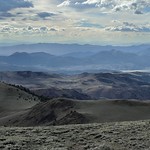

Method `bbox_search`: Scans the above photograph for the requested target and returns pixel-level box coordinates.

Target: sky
[0,0,150,46]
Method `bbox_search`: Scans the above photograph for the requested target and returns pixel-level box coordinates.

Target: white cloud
[0,25,60,34]
[57,0,71,7]
[105,21,150,32]
[58,0,150,14]
[0,0,149,45]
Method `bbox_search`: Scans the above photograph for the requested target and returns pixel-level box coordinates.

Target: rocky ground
[0,120,150,150]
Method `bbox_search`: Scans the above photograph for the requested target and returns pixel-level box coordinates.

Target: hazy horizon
[0,42,150,47]
[0,42,150,56]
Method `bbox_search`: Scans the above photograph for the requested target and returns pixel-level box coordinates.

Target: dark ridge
[5,98,78,126]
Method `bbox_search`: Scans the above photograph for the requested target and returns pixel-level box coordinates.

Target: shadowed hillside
[0,98,150,126]
[0,82,39,120]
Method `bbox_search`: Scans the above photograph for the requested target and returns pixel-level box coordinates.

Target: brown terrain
[0,71,150,100]
[0,82,150,127]
[0,71,150,149]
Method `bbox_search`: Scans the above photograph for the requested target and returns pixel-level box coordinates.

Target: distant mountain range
[0,48,150,73]
[0,43,150,56]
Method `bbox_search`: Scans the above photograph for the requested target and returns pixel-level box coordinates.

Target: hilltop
[0,98,150,126]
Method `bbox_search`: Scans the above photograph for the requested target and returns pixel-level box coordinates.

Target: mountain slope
[0,82,39,119]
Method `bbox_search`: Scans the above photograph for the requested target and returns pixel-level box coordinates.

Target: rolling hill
[0,71,150,127]
[0,98,150,126]
[1,71,150,100]
[0,82,39,120]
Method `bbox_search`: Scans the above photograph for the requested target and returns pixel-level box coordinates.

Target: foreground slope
[0,120,150,150]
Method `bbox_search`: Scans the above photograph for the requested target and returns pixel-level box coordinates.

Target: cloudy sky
[0,0,150,46]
